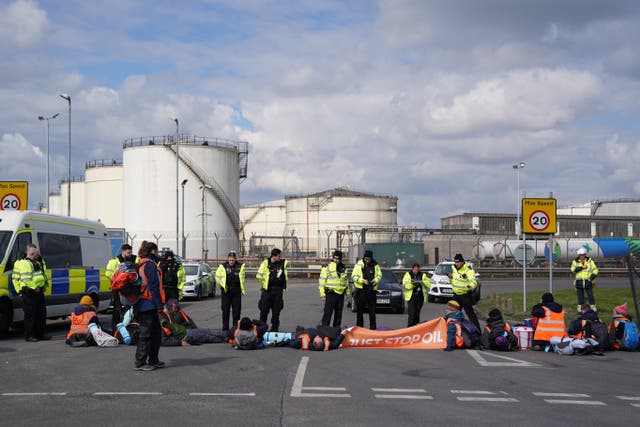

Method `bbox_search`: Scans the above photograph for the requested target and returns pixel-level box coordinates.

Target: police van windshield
[0,231,12,264]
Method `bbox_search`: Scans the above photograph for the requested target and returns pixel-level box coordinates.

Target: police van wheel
[0,298,13,338]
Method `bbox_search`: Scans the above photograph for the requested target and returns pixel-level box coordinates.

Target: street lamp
[512,162,526,236]
[170,117,179,253]
[59,93,71,216]
[181,178,188,258]
[38,113,59,213]
[199,184,212,260]
[513,161,526,311]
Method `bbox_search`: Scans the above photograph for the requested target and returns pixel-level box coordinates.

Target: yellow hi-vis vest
[402,272,431,302]
[256,259,288,290]
[216,262,246,295]
[351,260,382,290]
[450,263,477,295]
[319,261,349,297]
[12,258,48,293]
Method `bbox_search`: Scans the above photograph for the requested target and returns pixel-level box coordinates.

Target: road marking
[189,393,256,397]
[291,356,351,398]
[456,397,519,402]
[2,392,67,396]
[373,388,432,400]
[533,393,590,398]
[616,396,640,401]
[93,392,163,396]
[631,403,640,408]
[467,350,540,367]
[375,394,433,400]
[543,400,605,406]
[373,388,426,393]
[451,390,497,395]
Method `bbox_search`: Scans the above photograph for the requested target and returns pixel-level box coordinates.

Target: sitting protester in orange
[444,300,466,351]
[66,295,100,346]
[531,292,566,351]
[610,302,634,350]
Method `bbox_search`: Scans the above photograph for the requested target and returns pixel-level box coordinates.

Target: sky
[1,0,640,227]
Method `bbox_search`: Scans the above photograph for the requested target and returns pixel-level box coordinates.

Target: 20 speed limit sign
[0,181,28,211]
[522,198,557,234]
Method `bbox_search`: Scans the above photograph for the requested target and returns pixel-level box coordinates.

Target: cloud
[0,0,50,48]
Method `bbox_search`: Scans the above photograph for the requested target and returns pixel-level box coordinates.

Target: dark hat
[488,308,502,319]
[164,250,175,259]
[363,250,373,258]
[541,292,554,303]
[332,250,343,259]
[453,253,465,263]
[239,317,253,330]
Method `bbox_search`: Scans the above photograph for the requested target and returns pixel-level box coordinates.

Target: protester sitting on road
[229,317,269,350]
[159,299,228,346]
[531,292,566,351]
[481,308,518,351]
[289,326,346,351]
[568,304,599,336]
[443,300,466,351]
[609,302,637,350]
[66,295,100,346]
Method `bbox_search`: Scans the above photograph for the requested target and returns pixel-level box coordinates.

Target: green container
[361,243,425,268]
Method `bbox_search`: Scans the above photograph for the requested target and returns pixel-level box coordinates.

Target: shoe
[134,364,156,371]
[37,334,52,341]
[149,361,165,369]
[25,337,39,342]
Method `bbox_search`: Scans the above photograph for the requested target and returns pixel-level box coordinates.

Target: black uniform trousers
[355,287,377,330]
[164,286,180,303]
[135,310,162,366]
[321,291,345,328]
[111,290,123,332]
[575,280,595,306]
[259,286,284,332]
[221,287,242,331]
[454,292,481,332]
[407,291,424,327]
[21,288,46,339]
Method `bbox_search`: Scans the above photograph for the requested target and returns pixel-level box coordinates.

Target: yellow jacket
[450,263,477,295]
[351,260,382,290]
[319,261,349,297]
[12,258,48,293]
[402,271,431,302]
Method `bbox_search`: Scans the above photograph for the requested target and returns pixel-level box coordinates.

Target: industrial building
[49,134,248,260]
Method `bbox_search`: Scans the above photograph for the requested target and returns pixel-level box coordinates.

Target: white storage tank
[285,187,398,257]
[84,160,123,228]
[123,135,248,260]
[239,199,287,256]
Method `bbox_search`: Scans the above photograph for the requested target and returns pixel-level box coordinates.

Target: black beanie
[488,308,502,318]
[364,250,373,258]
[332,250,343,259]
[541,292,554,303]
[454,253,465,263]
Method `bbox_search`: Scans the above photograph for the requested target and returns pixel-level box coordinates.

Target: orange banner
[342,317,447,349]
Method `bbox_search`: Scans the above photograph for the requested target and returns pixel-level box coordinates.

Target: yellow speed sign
[0,181,29,210]
[522,198,556,234]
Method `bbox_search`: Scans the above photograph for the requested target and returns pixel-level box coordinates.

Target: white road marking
[2,392,67,396]
[631,403,640,408]
[375,394,433,400]
[456,397,519,402]
[451,390,496,395]
[467,350,541,367]
[93,392,163,396]
[303,387,348,391]
[543,400,605,406]
[372,388,426,393]
[533,393,590,398]
[290,356,351,398]
[189,393,256,397]
[616,396,640,401]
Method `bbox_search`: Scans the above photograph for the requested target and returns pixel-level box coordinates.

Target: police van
[0,211,112,337]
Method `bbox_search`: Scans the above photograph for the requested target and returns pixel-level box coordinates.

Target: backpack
[618,320,639,351]
[163,261,179,288]
[110,261,142,306]
[233,328,260,350]
[493,332,518,351]
[460,320,480,348]
[588,321,611,352]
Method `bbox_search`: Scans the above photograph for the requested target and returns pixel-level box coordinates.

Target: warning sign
[0,181,28,211]
[522,198,556,234]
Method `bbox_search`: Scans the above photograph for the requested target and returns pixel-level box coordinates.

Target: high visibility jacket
[138,258,165,303]
[66,310,97,340]
[450,263,477,295]
[571,257,598,285]
[402,272,431,302]
[351,260,382,290]
[610,316,632,349]
[533,306,566,341]
[177,264,186,298]
[160,310,191,337]
[12,258,48,293]
[319,261,349,297]
[216,262,246,295]
[105,257,119,279]
[256,259,288,291]
[446,318,465,348]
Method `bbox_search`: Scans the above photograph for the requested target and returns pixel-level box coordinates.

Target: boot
[590,304,597,312]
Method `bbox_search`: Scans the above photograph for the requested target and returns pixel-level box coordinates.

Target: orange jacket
[533,306,566,341]
[66,310,97,340]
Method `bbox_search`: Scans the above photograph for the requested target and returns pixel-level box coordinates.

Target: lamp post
[170,117,179,253]
[512,162,525,236]
[512,161,526,310]
[199,184,212,260]
[181,178,188,258]
[38,113,59,213]
[59,93,71,216]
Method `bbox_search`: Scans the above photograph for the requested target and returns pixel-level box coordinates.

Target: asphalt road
[1,277,639,426]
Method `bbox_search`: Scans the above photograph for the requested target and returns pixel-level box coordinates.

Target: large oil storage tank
[123,135,248,260]
[84,160,123,228]
[284,187,398,258]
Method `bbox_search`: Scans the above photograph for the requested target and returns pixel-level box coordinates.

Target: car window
[184,265,199,275]
[201,264,211,273]
[5,232,31,271]
[380,269,398,283]
[0,230,12,264]
[434,264,452,275]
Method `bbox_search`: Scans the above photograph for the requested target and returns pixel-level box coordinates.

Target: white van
[0,211,112,337]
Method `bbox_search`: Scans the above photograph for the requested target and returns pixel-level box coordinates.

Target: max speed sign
[522,198,556,234]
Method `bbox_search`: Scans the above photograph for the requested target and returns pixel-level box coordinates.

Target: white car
[181,261,216,300]
[427,260,481,304]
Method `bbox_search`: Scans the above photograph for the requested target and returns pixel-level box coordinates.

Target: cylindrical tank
[285,188,398,257]
[85,160,123,228]
[472,240,497,260]
[123,136,244,260]
[485,238,634,262]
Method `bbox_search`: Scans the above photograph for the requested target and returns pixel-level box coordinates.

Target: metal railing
[86,159,122,169]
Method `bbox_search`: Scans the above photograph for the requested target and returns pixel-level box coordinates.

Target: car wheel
[427,295,435,303]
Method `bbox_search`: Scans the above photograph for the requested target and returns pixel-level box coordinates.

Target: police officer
[257,248,288,332]
[12,244,50,342]
[319,250,349,328]
[216,251,245,331]
[402,263,431,327]
[105,243,135,331]
[571,247,599,312]
[351,250,382,330]
[159,250,181,302]
[448,253,480,333]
